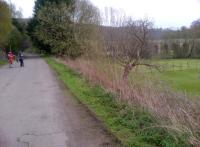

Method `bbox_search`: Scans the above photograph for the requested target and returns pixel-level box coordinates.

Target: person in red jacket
[8,51,15,68]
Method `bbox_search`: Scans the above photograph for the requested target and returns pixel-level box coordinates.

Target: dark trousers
[19,59,24,67]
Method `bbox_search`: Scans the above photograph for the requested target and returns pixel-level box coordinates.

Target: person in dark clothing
[18,51,24,67]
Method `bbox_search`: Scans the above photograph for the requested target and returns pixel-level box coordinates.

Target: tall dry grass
[57,57,200,146]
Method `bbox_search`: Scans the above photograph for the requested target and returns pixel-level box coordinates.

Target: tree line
[157,39,200,59]
[151,19,200,59]
[28,0,100,58]
[0,0,30,55]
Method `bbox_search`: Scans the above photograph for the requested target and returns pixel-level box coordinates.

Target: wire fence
[158,62,200,72]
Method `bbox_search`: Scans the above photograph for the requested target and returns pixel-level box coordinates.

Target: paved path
[0,59,117,147]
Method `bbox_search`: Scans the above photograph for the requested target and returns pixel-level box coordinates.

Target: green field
[159,69,200,95]
[154,59,200,71]
[95,58,200,96]
[153,59,200,96]
[128,59,200,96]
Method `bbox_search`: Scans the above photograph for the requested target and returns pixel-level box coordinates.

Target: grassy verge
[0,60,6,66]
[46,57,191,147]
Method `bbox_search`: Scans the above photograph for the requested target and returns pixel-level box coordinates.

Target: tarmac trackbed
[0,58,118,147]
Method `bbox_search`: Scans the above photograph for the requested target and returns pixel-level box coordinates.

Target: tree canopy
[0,0,31,54]
[0,0,12,48]
[29,0,101,58]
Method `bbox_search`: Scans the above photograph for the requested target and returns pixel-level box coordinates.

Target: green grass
[46,57,191,147]
[128,59,200,96]
[153,59,200,96]
[160,69,200,96]
[154,59,200,71]
[0,60,6,66]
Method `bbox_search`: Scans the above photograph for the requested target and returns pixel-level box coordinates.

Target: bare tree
[73,0,101,57]
[102,16,155,80]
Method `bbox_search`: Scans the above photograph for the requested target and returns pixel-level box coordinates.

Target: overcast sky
[5,0,200,28]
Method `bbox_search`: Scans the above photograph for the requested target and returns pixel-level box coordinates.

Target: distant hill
[99,25,178,40]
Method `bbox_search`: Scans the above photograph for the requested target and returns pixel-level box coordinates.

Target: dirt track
[0,58,118,147]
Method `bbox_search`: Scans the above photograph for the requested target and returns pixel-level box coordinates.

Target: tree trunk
[123,63,135,81]
[188,41,195,58]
